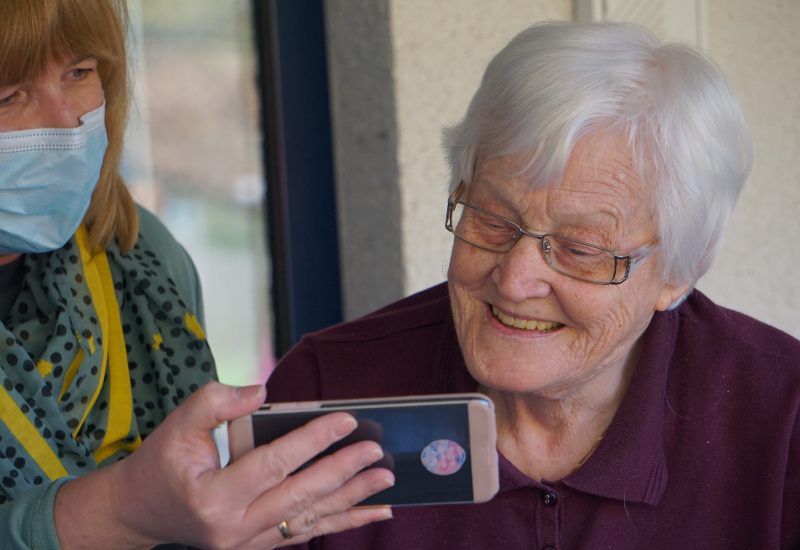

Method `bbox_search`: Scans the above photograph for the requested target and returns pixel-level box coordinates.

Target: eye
[65,57,99,82]
[566,245,597,257]
[476,212,512,232]
[68,65,96,81]
[0,89,20,107]
[565,243,602,257]
[483,217,507,230]
[548,237,606,263]
[70,68,90,79]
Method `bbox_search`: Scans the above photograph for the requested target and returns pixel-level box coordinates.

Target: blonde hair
[0,0,138,252]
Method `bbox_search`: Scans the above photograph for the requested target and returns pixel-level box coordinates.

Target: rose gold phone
[227,393,499,506]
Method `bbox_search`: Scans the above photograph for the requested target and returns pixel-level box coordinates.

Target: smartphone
[227,393,498,506]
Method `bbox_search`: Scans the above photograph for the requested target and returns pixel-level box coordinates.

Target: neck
[489,338,643,481]
[0,253,22,266]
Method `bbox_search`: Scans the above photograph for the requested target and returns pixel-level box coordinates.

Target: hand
[54,382,394,550]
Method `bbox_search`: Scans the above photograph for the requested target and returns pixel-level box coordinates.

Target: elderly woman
[266,21,800,549]
[0,0,394,548]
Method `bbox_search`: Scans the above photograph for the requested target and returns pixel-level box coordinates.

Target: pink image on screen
[420,439,467,475]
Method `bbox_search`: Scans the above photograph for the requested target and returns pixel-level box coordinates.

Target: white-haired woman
[267,21,800,549]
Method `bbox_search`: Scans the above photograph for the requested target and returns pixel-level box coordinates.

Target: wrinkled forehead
[472,131,652,199]
[471,133,659,237]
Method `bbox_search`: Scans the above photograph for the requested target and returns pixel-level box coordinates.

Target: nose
[37,89,83,129]
[491,234,554,301]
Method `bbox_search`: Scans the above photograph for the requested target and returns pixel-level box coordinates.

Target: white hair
[443,21,752,306]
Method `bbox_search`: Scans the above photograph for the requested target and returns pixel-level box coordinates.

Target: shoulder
[267,283,461,400]
[676,290,800,363]
[659,291,800,535]
[306,283,452,344]
[135,205,191,270]
[665,290,800,413]
[132,205,205,322]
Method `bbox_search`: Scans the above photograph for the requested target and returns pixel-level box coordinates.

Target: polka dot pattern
[0,228,216,502]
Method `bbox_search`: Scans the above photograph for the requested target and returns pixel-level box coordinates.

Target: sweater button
[541,546,558,550]
[542,491,558,506]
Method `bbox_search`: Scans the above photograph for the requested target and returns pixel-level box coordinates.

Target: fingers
[269,463,395,542]
[237,451,394,549]
[276,506,393,548]
[232,422,395,543]
[126,388,398,549]
[225,412,364,504]
[247,439,393,523]
[239,504,393,550]
[167,381,266,435]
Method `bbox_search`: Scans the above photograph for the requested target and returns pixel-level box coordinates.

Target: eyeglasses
[445,184,656,285]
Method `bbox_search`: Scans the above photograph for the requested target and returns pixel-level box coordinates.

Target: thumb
[176,381,266,434]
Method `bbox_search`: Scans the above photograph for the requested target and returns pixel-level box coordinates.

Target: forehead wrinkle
[469,135,655,248]
[542,192,625,247]
[567,135,644,199]
[471,159,627,239]
[468,157,528,209]
[550,135,653,237]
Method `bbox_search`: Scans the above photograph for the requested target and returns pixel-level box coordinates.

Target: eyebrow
[473,190,626,247]
[66,54,96,66]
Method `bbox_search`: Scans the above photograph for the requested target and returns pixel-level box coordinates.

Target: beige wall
[697,0,800,337]
[325,0,800,339]
[389,0,571,297]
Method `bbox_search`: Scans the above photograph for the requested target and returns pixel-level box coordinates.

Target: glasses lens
[446,201,629,284]
[543,235,618,283]
[448,203,518,253]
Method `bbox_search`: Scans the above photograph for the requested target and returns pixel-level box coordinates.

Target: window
[123,0,273,385]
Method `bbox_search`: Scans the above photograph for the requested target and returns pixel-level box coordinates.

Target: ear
[654,282,693,312]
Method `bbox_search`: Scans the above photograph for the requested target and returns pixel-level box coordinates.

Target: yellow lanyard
[75,226,141,465]
[0,227,141,481]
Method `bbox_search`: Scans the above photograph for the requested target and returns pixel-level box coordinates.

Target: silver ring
[277,521,292,539]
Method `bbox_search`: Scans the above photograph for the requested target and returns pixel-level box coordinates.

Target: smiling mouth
[491,305,564,332]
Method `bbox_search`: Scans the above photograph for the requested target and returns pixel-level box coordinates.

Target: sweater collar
[561,306,677,504]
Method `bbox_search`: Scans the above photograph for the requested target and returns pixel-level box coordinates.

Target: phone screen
[251,401,475,506]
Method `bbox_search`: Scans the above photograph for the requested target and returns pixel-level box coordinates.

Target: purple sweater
[266,284,800,549]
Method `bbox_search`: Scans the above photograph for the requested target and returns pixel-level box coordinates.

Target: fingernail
[361,446,384,467]
[332,416,358,439]
[360,505,393,520]
[234,384,264,401]
[374,474,395,491]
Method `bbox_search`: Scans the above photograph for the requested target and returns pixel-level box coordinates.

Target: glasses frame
[445,184,656,285]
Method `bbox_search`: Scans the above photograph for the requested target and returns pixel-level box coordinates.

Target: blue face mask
[0,102,108,254]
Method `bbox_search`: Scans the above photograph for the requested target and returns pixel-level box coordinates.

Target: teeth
[492,306,563,332]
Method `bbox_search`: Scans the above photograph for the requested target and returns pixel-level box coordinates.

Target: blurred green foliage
[140,0,253,43]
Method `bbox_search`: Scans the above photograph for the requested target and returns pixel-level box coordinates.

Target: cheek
[447,241,494,288]
[447,245,495,347]
[563,286,658,367]
[447,270,482,340]
[92,81,105,109]
[82,75,105,112]
[447,280,495,383]
[559,288,635,345]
